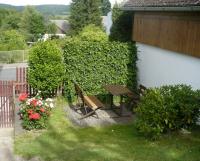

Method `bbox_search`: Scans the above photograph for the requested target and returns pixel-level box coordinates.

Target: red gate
[15,67,29,95]
[0,81,14,128]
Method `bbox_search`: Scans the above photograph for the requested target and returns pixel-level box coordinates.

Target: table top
[104,85,133,96]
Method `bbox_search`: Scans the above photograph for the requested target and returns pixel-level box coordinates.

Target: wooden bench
[74,83,105,119]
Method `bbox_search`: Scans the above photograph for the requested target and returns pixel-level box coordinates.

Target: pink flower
[19,93,28,102]
[31,99,37,107]
[29,113,40,120]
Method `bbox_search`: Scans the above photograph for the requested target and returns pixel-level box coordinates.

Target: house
[122,0,200,89]
[42,20,70,41]
[102,12,112,35]
[50,20,70,34]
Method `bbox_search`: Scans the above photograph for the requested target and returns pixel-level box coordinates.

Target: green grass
[15,97,200,161]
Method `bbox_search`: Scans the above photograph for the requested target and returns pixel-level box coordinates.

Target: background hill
[0,3,70,15]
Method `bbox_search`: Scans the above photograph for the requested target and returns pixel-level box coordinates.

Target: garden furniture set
[74,83,146,119]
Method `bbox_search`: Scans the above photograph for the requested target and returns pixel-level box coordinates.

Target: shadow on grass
[15,99,200,161]
[20,123,200,161]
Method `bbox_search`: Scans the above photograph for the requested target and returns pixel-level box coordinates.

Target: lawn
[15,97,200,161]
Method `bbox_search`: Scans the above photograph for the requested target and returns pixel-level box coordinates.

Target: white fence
[0,50,28,64]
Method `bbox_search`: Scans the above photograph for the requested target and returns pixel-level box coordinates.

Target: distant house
[50,20,70,34]
[102,12,112,35]
[42,20,70,41]
[122,0,200,89]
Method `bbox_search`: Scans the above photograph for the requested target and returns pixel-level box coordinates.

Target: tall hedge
[63,38,137,99]
[28,41,65,97]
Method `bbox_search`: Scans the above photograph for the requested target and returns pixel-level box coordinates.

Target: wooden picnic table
[104,85,133,116]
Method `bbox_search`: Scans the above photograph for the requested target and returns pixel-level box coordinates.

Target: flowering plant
[18,92,54,130]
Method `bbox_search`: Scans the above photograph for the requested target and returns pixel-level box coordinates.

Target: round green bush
[28,41,65,97]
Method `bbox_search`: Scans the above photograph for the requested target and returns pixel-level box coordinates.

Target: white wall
[137,43,200,89]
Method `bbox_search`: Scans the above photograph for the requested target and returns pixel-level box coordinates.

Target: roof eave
[122,6,200,12]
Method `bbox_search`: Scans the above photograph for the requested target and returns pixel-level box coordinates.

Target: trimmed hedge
[136,84,200,139]
[63,38,137,99]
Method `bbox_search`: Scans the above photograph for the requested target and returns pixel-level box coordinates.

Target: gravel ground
[65,103,135,127]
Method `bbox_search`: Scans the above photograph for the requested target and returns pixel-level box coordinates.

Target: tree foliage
[0,8,21,30]
[78,24,108,42]
[69,0,102,35]
[20,6,46,42]
[46,22,57,34]
[0,8,9,27]
[109,3,133,42]
[101,0,111,16]
[0,30,27,51]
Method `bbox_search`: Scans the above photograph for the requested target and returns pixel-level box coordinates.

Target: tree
[1,11,21,30]
[46,22,57,34]
[69,0,102,34]
[78,24,108,42]
[20,6,46,42]
[0,8,8,27]
[0,30,27,51]
[101,0,111,16]
[109,3,133,42]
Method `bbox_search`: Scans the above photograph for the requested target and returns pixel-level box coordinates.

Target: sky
[0,0,124,6]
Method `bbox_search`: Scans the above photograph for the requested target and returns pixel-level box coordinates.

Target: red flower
[29,113,40,120]
[31,99,37,107]
[40,108,45,113]
[19,93,28,102]
[27,109,33,115]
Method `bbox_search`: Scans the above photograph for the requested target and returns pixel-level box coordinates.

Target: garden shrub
[135,89,166,139]
[136,84,200,139]
[160,85,200,129]
[18,93,54,130]
[63,31,137,100]
[28,41,65,97]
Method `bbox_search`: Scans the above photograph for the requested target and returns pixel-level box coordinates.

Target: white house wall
[137,43,200,89]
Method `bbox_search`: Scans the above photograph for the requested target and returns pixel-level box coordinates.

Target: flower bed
[18,93,54,130]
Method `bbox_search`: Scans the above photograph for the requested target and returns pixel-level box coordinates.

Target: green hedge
[136,85,200,139]
[63,38,137,100]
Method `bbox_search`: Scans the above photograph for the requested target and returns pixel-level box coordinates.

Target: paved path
[0,128,41,161]
[0,128,15,161]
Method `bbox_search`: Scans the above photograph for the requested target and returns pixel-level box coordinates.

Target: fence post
[13,83,16,105]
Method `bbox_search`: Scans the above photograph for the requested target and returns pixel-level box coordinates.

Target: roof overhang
[122,6,200,12]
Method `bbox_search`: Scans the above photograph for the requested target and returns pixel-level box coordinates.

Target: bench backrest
[74,83,85,103]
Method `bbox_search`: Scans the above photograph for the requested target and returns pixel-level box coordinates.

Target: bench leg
[79,110,95,119]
